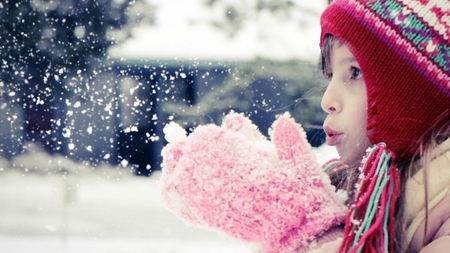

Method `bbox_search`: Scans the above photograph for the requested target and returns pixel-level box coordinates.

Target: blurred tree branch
[202,0,320,37]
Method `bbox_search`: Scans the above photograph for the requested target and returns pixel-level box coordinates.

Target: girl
[160,0,450,252]
[318,0,450,252]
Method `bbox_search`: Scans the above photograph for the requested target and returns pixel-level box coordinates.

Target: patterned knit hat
[320,0,450,162]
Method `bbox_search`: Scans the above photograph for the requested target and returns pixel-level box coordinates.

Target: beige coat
[296,139,450,253]
[406,138,450,252]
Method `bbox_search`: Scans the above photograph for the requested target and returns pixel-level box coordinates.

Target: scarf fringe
[339,143,399,253]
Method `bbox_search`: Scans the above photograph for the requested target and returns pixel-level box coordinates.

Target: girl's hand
[312,238,342,253]
[160,112,348,253]
[295,227,342,253]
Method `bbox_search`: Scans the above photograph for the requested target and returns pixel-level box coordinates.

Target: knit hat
[320,0,450,162]
[320,0,450,252]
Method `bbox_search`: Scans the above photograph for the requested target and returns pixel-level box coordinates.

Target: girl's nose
[321,80,341,114]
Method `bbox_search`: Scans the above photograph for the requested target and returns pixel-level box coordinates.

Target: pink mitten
[159,111,347,253]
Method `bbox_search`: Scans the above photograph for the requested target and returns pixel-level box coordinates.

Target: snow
[0,142,337,252]
[108,0,327,62]
[312,143,340,165]
[163,121,187,143]
[2,1,339,250]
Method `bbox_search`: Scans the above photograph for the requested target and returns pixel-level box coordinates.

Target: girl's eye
[350,67,363,80]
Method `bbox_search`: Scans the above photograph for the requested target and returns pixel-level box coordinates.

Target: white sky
[108,0,327,62]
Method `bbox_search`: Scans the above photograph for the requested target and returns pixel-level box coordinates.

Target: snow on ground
[0,143,337,253]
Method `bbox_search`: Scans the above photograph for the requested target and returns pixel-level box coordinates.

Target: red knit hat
[320,0,450,162]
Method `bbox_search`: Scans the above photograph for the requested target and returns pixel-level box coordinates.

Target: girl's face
[321,41,372,166]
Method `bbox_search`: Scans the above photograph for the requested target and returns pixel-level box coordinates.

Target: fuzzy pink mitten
[159,112,347,253]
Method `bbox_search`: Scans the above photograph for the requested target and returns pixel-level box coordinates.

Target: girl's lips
[324,127,343,146]
[326,134,342,146]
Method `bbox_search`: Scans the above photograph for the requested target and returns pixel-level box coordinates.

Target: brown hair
[320,34,339,80]
[321,34,450,252]
[404,111,450,251]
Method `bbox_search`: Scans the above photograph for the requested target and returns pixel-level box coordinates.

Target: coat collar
[405,138,450,242]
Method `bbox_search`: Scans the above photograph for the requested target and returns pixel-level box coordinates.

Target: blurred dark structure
[0,57,325,176]
[105,59,325,176]
[111,60,231,176]
[112,61,203,176]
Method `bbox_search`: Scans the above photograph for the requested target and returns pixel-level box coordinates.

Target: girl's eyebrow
[338,57,357,65]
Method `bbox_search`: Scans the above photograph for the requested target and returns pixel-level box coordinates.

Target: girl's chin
[338,151,362,167]
[337,143,372,167]
[340,157,357,167]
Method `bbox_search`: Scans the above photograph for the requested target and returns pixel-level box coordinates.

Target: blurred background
[0,0,337,252]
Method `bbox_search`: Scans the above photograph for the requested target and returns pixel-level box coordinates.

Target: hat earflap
[340,143,399,253]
